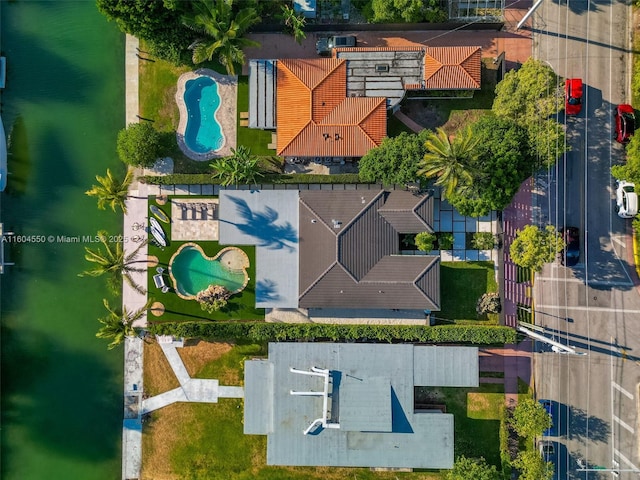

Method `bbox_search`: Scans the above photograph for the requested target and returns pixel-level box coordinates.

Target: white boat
[0,114,6,192]
[149,217,167,247]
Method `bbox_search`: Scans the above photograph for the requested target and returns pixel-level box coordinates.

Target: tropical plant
[96,298,152,350]
[117,122,163,167]
[415,231,436,252]
[371,0,447,22]
[85,168,134,214]
[510,397,552,439]
[509,225,564,273]
[437,232,454,250]
[181,0,260,75]
[472,232,496,250]
[358,130,431,186]
[196,284,231,313]
[211,146,263,186]
[418,127,477,198]
[79,230,147,294]
[280,4,306,44]
[512,449,554,480]
[445,455,500,480]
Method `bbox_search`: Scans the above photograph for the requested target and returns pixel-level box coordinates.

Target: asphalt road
[531,0,640,478]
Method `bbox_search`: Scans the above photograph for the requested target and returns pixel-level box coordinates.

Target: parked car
[560,227,579,266]
[539,399,557,436]
[316,35,357,56]
[615,104,635,144]
[538,440,558,479]
[616,180,638,218]
[565,78,583,115]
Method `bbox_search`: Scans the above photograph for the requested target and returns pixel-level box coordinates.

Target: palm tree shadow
[256,278,281,303]
[222,196,298,251]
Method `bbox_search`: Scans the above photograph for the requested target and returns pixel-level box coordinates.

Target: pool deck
[175,69,237,161]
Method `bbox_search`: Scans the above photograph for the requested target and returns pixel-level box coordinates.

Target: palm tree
[182,0,260,75]
[280,5,306,45]
[79,230,147,294]
[211,146,263,187]
[96,298,153,350]
[418,127,478,198]
[85,168,134,213]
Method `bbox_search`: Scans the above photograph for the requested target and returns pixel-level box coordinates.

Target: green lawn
[438,261,498,324]
[416,383,505,468]
[146,198,264,322]
[237,76,277,156]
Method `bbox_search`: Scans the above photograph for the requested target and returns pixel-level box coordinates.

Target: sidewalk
[479,339,533,407]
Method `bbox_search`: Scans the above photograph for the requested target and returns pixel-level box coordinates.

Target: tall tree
[358,130,431,186]
[445,456,500,480]
[510,397,552,438]
[85,168,134,214]
[182,0,260,75]
[117,123,163,167]
[79,230,148,294]
[513,449,554,480]
[96,298,153,350]
[280,5,306,44]
[447,115,532,217]
[211,146,263,186]
[612,132,640,184]
[418,127,477,198]
[510,225,564,272]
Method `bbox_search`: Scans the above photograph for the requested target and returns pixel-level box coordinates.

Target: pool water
[170,245,245,297]
[183,76,224,153]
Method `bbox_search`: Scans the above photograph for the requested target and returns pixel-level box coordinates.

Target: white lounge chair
[153,273,166,289]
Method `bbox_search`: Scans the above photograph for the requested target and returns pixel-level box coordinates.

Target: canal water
[1,2,124,478]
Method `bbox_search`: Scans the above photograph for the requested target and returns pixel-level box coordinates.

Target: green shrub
[117,123,163,167]
[415,231,437,251]
[148,322,517,345]
[138,173,364,185]
[438,232,454,250]
[472,232,496,250]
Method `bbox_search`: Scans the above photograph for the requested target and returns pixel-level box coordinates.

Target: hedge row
[148,322,517,345]
[138,173,364,185]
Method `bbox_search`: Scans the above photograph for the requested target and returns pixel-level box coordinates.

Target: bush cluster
[138,173,365,185]
[148,322,517,344]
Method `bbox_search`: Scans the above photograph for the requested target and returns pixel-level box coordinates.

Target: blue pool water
[171,245,246,296]
[183,76,224,153]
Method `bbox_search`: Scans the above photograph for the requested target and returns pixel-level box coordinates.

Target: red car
[565,78,583,115]
[615,104,636,144]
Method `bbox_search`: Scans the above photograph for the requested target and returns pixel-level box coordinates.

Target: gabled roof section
[423,46,482,90]
[276,58,386,157]
[378,191,434,233]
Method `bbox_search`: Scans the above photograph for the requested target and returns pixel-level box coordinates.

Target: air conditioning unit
[375,64,389,73]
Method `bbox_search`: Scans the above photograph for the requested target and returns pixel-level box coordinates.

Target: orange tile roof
[276,58,387,157]
[423,46,481,90]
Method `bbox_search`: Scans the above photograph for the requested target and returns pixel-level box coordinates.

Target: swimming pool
[183,76,224,154]
[169,243,249,299]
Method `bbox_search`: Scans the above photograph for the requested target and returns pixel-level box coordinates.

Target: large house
[244,342,479,469]
[218,188,440,313]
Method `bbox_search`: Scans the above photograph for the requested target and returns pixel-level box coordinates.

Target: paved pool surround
[175,69,237,161]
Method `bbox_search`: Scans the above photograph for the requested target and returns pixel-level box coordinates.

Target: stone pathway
[479,339,533,408]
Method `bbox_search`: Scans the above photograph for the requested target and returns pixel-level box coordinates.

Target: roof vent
[375,64,389,73]
[331,219,342,229]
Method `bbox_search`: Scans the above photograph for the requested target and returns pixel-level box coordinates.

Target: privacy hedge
[147,322,517,345]
[138,173,363,185]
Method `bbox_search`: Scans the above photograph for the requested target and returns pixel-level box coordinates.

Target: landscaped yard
[146,198,264,322]
[438,261,499,324]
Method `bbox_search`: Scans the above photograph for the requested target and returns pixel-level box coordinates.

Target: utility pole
[516,0,544,30]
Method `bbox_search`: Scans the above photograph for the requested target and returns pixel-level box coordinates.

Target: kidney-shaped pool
[183,76,224,154]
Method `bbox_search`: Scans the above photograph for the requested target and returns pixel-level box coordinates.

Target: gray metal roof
[298,189,439,310]
[413,346,479,387]
[244,343,479,468]
[218,190,299,308]
[244,360,274,434]
[249,59,276,129]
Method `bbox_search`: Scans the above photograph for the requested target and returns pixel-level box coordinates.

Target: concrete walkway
[479,339,533,407]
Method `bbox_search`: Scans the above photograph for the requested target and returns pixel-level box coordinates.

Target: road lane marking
[535,277,634,287]
[537,276,584,283]
[614,448,640,470]
[612,382,634,400]
[535,305,640,313]
[611,235,626,247]
[613,415,635,433]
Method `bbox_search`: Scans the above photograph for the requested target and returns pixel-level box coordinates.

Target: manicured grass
[146,198,264,322]
[416,383,504,468]
[438,261,498,324]
[143,343,444,480]
[237,76,277,156]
